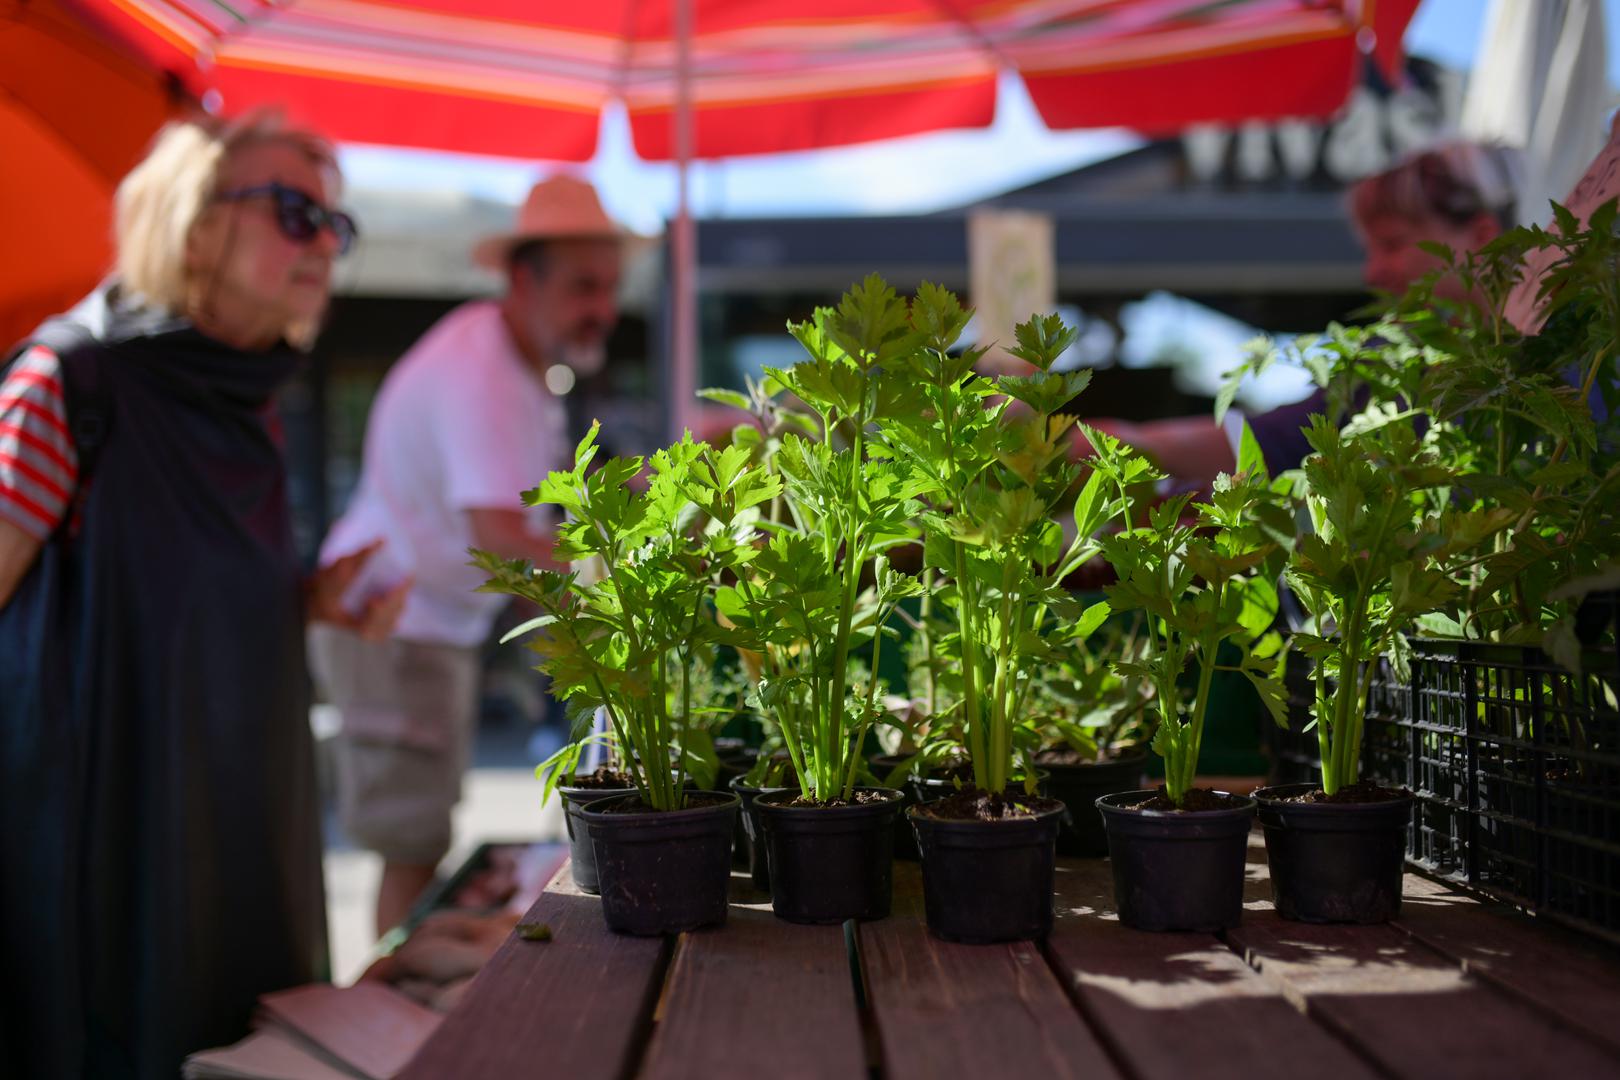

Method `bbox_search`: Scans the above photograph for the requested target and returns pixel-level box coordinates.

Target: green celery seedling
[472,422,779,811]
[1285,414,1512,795]
[876,286,1109,795]
[1089,425,1294,807]
[713,276,926,803]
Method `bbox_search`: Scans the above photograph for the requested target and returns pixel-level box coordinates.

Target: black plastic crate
[1385,640,1620,940]
[1265,636,1620,944]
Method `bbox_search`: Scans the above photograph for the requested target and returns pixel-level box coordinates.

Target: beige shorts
[308,625,480,866]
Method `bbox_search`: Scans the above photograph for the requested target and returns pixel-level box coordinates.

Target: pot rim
[905,796,1065,828]
[1250,786,1406,803]
[1095,788,1257,818]
[1034,745,1151,766]
[726,773,799,796]
[1252,782,1416,812]
[755,786,904,815]
[579,790,741,821]
[558,782,639,801]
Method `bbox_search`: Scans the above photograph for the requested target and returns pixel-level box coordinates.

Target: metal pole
[670,0,697,442]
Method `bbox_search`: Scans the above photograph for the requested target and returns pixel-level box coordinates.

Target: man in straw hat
[311,174,626,935]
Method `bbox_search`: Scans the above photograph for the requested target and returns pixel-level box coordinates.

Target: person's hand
[306,540,411,640]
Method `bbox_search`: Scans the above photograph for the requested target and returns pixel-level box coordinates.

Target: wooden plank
[398,862,667,1080]
[639,905,866,1080]
[1393,875,1620,1057]
[859,861,1121,1080]
[1048,860,1380,1080]
[1228,911,1620,1079]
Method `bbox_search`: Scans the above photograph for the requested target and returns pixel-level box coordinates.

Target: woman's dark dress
[0,286,328,1078]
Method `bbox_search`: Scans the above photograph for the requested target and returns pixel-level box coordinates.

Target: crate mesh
[1262,625,1620,943]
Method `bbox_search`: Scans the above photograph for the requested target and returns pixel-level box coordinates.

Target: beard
[558,339,608,377]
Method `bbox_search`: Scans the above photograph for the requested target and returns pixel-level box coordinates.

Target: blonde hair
[114,112,339,346]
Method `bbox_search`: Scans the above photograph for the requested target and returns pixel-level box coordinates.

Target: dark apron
[0,285,328,1078]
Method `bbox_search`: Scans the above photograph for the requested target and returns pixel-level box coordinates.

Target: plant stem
[824,409,866,802]
[802,627,827,797]
[840,610,887,801]
[920,569,936,716]
[989,552,1021,793]
[955,540,988,789]
[1180,640,1218,802]
[1327,598,1365,796]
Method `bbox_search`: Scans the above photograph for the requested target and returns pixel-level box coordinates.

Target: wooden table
[401,836,1620,1080]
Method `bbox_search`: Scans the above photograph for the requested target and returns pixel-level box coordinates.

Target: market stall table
[401,838,1620,1080]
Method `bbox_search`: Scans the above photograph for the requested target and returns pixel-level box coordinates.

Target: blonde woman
[0,115,400,1078]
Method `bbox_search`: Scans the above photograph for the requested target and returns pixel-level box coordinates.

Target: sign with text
[1181,59,1463,188]
[969,208,1055,373]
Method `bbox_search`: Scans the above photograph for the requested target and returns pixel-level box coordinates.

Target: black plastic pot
[717,749,759,867]
[755,788,903,924]
[558,782,636,894]
[1096,790,1256,932]
[1037,751,1149,857]
[580,792,740,936]
[1253,783,1415,924]
[715,736,751,763]
[869,753,923,861]
[728,773,793,892]
[908,797,1065,943]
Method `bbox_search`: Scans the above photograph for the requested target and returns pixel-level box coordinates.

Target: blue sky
[339,0,1620,231]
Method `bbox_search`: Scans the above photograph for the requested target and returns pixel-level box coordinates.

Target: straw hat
[472,174,626,270]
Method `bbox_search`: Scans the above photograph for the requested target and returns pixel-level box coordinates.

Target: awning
[65,0,1418,161]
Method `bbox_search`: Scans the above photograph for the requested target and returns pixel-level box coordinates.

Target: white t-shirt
[320,300,566,647]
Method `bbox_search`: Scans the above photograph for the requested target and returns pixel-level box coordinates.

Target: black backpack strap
[56,350,113,488]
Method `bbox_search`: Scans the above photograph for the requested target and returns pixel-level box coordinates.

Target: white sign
[968,209,1055,372]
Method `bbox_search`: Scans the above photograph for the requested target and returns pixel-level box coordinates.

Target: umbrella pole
[670,0,697,442]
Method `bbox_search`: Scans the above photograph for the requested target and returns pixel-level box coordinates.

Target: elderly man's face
[508,238,622,374]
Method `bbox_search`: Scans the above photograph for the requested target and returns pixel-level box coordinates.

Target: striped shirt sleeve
[0,346,78,540]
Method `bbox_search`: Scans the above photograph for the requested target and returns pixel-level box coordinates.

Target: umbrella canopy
[41,0,1420,435]
[1,0,178,347]
[1460,0,1612,226]
[65,0,1417,161]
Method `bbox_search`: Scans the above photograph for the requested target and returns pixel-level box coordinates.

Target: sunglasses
[1413,151,1489,225]
[214,182,359,255]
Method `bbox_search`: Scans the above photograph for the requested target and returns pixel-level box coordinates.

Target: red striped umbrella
[57,0,1420,433]
[67,0,1417,162]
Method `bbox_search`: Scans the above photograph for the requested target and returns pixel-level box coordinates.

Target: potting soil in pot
[916,788,1063,822]
[1126,788,1248,813]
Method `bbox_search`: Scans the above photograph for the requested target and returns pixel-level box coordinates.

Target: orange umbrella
[0,0,178,348]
